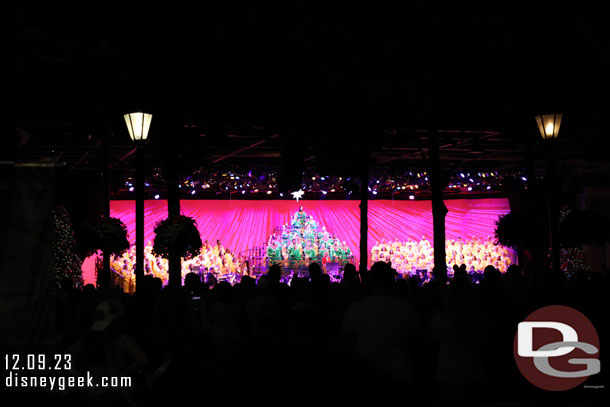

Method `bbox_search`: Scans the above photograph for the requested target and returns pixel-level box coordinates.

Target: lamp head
[535,113,562,140]
[124,112,153,142]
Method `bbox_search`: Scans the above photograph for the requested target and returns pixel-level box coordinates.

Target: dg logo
[514,305,601,391]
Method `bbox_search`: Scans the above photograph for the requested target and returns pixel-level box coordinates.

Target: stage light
[145,183,150,187]
[368,186,372,192]
[372,190,377,195]
[154,194,160,199]
[535,113,562,140]
[322,190,327,195]
[460,173,465,178]
[521,176,527,182]
[254,189,259,193]
[467,187,473,191]
[312,176,316,180]
[129,186,134,192]
[279,192,284,197]
[267,190,272,195]
[235,176,240,180]
[191,190,196,195]
[241,190,246,195]
[124,112,153,142]
[486,185,491,190]
[409,195,415,200]
[330,188,336,192]
[321,177,325,181]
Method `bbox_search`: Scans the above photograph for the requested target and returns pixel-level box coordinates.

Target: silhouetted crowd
[18,261,610,406]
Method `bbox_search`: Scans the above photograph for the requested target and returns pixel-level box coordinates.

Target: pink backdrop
[110,198,510,264]
[83,198,510,285]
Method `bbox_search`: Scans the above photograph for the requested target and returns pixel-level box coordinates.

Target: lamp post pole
[135,145,145,290]
[535,113,562,286]
[547,151,560,285]
[125,112,152,292]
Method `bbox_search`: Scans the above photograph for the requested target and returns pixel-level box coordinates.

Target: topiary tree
[495,210,550,279]
[75,216,130,287]
[153,215,202,286]
[76,216,130,259]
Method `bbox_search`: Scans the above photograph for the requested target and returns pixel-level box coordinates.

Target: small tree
[495,210,549,280]
[153,215,202,286]
[76,216,130,258]
[51,206,83,289]
[75,216,130,287]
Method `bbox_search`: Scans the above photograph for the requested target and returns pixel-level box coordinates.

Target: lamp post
[124,112,153,291]
[535,113,562,285]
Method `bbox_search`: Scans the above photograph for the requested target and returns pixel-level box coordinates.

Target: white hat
[90,299,125,332]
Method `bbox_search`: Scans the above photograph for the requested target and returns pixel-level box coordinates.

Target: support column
[430,130,448,282]
[359,157,369,274]
[99,133,111,288]
[135,146,145,291]
[166,163,182,286]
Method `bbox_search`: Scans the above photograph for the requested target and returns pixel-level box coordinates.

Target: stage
[83,198,513,285]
